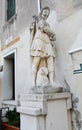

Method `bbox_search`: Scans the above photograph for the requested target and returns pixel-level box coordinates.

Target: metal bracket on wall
[73,64,82,74]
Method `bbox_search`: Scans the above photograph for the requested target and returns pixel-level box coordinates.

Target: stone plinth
[17,92,72,130]
[29,86,63,94]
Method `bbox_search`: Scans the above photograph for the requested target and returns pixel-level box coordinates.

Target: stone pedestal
[17,92,72,130]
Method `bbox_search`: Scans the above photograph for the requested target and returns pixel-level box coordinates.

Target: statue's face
[41,9,49,20]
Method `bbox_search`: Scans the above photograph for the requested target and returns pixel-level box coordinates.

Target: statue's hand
[30,22,36,32]
[49,34,56,41]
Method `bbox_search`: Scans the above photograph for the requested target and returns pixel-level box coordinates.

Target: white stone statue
[30,6,58,87]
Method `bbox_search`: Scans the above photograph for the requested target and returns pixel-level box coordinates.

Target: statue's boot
[49,72,61,87]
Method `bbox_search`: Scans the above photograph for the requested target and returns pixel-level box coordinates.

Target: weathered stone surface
[30,86,63,94]
[17,92,72,130]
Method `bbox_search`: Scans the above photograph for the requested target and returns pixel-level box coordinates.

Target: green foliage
[6,108,20,128]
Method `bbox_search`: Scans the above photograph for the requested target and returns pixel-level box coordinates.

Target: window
[7,0,15,20]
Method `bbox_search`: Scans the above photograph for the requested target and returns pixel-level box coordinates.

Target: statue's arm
[30,22,35,32]
[43,26,54,34]
[43,26,56,40]
[30,22,36,42]
[38,22,56,41]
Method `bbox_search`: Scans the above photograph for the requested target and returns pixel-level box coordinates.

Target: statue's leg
[47,56,56,86]
[31,57,41,87]
[47,56,61,87]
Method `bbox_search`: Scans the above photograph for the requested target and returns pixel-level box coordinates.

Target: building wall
[42,0,82,21]
[0,0,37,106]
[55,9,82,115]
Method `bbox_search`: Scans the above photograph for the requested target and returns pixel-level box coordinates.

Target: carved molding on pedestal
[71,94,82,130]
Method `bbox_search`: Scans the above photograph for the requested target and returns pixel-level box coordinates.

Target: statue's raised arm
[30,16,37,43]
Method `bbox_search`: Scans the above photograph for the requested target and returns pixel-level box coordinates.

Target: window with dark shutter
[7,0,15,20]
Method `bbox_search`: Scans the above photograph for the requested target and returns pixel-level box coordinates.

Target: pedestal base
[17,92,72,130]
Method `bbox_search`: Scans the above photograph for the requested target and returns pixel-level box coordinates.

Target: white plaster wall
[54,9,82,92]
[0,52,3,106]
[54,9,82,115]
[0,29,31,101]
[69,29,82,53]
[42,0,82,21]
[0,72,3,107]
[0,0,5,27]
[16,29,31,97]
[15,0,38,35]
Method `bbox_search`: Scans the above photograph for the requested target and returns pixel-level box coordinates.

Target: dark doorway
[3,53,15,100]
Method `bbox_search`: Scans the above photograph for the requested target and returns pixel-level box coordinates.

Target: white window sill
[2,100,16,106]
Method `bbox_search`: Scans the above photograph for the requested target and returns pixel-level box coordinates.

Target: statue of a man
[30,6,57,87]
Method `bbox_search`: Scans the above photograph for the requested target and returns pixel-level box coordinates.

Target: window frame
[7,0,16,21]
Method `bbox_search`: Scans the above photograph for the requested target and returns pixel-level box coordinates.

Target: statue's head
[40,6,50,20]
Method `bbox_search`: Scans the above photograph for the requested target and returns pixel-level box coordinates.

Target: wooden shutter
[7,0,15,20]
